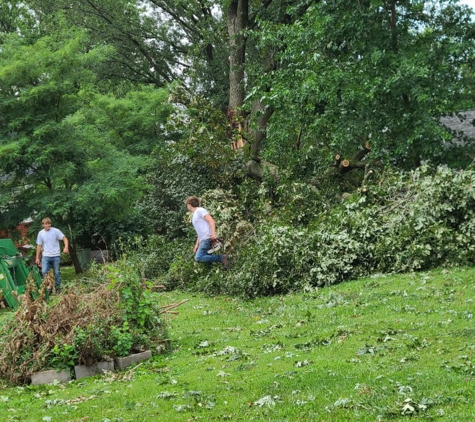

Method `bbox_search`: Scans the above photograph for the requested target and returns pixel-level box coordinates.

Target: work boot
[222,254,229,270]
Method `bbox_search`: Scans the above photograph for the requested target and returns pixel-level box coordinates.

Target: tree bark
[249,101,274,160]
[227,0,248,112]
[68,242,84,274]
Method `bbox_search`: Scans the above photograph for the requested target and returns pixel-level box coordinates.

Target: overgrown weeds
[0,260,166,385]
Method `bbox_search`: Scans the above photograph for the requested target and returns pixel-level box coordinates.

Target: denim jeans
[42,256,61,290]
[195,238,223,264]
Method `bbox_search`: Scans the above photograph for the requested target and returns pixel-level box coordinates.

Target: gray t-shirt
[36,227,65,257]
[192,207,211,241]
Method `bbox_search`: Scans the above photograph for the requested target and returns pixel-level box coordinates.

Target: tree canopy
[0,14,173,270]
[2,0,475,275]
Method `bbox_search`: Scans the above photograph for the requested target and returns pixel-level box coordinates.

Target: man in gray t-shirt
[185,196,229,269]
[36,217,69,293]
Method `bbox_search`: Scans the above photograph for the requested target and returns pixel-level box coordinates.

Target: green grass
[1,267,474,421]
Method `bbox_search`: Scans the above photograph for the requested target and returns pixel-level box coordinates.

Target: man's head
[185,196,200,211]
[41,217,52,231]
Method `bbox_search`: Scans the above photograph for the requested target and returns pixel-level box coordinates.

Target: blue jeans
[195,238,223,264]
[42,256,61,290]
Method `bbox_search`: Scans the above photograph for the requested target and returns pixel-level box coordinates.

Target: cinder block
[74,361,115,379]
[31,369,71,385]
[115,350,152,370]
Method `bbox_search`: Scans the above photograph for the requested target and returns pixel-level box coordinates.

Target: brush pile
[0,272,167,385]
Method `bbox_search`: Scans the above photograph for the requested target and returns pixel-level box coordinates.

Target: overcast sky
[460,0,475,10]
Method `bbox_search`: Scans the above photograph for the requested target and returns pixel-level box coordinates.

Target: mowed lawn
[0,267,474,421]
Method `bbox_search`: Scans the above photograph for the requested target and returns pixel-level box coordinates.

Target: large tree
[26,0,227,98]
[7,0,475,173]
[248,0,475,173]
[0,21,172,271]
[21,0,309,157]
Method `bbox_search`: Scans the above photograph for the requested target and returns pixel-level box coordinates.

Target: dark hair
[185,196,200,207]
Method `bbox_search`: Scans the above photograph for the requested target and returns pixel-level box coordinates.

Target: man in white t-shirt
[35,217,69,293]
[185,196,229,269]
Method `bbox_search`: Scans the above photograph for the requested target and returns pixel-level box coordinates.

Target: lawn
[0,267,474,421]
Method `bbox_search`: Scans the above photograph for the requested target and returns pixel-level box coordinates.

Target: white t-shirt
[192,207,211,241]
[36,227,65,257]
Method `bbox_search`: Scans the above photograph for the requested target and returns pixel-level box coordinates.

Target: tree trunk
[68,242,84,274]
[246,158,279,182]
[227,0,247,112]
[249,100,274,160]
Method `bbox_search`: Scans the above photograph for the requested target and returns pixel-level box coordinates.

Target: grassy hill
[0,267,474,421]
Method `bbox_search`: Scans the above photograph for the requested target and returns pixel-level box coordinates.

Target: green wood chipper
[0,238,46,309]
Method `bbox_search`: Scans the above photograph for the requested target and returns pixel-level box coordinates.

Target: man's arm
[35,244,42,266]
[193,238,199,253]
[62,236,69,254]
[204,214,217,239]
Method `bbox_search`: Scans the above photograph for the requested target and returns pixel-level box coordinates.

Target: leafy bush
[103,257,164,332]
[160,166,475,297]
[139,94,247,238]
[49,343,78,370]
[135,235,189,280]
[72,323,108,365]
[365,166,475,271]
[109,322,134,357]
[0,258,167,384]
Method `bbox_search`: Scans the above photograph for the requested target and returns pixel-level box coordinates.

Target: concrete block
[74,361,115,379]
[31,369,71,385]
[115,350,152,370]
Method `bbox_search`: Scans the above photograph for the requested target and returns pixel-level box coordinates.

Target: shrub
[137,235,189,280]
[0,258,167,384]
[162,166,475,297]
[109,322,134,357]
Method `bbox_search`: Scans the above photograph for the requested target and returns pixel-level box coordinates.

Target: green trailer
[0,239,45,309]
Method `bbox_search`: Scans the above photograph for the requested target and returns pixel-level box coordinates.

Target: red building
[0,219,33,247]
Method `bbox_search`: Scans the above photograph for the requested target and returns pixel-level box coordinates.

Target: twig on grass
[160,299,189,314]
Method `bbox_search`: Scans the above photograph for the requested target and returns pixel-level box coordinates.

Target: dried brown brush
[0,273,122,385]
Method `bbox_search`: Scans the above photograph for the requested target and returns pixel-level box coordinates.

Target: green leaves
[50,343,79,369]
[249,0,475,170]
[0,16,175,253]
[171,166,475,297]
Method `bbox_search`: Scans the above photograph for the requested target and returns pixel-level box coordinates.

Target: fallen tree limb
[160,299,189,314]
